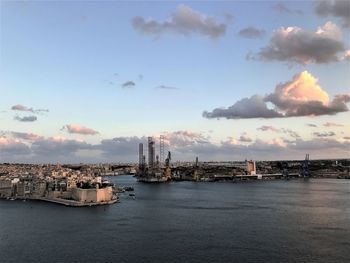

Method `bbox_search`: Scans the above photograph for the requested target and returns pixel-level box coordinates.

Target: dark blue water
[1,176,349,263]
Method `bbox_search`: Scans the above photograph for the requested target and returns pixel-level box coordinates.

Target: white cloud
[250,21,347,64]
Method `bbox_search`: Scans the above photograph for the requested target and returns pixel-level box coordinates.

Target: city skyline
[1,1,349,163]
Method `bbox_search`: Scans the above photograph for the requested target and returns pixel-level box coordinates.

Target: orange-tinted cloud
[268,71,329,105]
[204,71,350,119]
[11,104,48,114]
[11,104,33,112]
[64,124,99,135]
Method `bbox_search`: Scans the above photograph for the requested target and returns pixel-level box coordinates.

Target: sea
[0,176,349,263]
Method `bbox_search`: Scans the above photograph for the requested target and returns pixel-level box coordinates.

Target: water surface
[1,176,349,263]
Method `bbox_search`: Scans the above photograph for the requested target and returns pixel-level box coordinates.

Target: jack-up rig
[136,136,172,183]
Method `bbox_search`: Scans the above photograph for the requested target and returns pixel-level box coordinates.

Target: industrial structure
[136,141,329,183]
[300,154,310,178]
[148,137,155,168]
[136,136,171,183]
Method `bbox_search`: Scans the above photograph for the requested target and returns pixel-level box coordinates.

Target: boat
[137,176,168,183]
[123,186,134,191]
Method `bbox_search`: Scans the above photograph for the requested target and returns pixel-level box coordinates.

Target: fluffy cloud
[121,81,135,88]
[265,71,340,116]
[238,26,265,39]
[131,5,226,39]
[203,71,350,119]
[164,130,210,148]
[250,21,347,64]
[315,0,350,28]
[64,124,99,135]
[323,122,344,127]
[14,115,37,122]
[203,95,282,119]
[239,133,253,143]
[313,131,336,137]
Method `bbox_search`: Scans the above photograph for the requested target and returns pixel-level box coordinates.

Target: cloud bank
[1,130,349,163]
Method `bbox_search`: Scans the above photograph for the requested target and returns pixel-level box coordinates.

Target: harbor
[135,136,350,183]
[0,137,349,206]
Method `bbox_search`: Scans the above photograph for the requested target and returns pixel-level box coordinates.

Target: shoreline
[0,196,119,207]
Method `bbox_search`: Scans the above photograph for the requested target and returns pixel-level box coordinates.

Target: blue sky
[0,1,349,163]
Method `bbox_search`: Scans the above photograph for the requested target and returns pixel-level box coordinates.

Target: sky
[0,0,349,163]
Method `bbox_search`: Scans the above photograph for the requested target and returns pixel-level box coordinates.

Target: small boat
[123,186,134,192]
